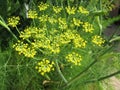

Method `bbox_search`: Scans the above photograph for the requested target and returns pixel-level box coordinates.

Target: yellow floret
[8,16,20,27]
[78,6,89,15]
[53,6,62,14]
[38,2,49,11]
[82,22,94,33]
[73,34,87,48]
[66,52,82,65]
[66,6,76,15]
[39,15,48,22]
[35,59,55,76]
[73,18,83,26]
[28,10,38,19]
[92,35,105,46]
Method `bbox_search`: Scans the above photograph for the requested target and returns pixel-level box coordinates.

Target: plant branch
[82,70,120,84]
[55,60,68,84]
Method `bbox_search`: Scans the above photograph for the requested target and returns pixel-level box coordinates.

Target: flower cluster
[78,6,89,15]
[8,16,20,27]
[53,6,62,14]
[35,59,54,75]
[12,2,106,75]
[66,6,76,15]
[28,10,38,19]
[83,22,94,33]
[92,35,105,46]
[13,41,36,58]
[73,34,87,48]
[66,52,82,65]
[38,2,49,11]
[73,18,83,26]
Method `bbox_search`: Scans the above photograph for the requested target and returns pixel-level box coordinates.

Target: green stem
[33,19,36,26]
[55,0,58,5]
[97,16,102,35]
[15,26,21,34]
[98,70,120,81]
[60,0,64,8]
[99,0,103,35]
[45,74,51,80]
[109,26,120,43]
[67,0,70,6]
[82,70,120,84]
[55,59,68,83]
[8,29,18,40]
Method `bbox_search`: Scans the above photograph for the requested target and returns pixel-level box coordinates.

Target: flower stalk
[55,60,68,83]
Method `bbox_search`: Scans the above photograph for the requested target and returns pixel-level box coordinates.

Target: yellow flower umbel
[35,59,55,76]
[78,6,89,15]
[8,16,20,27]
[58,17,67,29]
[49,43,60,54]
[73,34,87,48]
[66,6,76,15]
[13,41,37,58]
[39,15,48,22]
[48,17,57,24]
[82,22,94,33]
[53,6,62,14]
[59,30,75,44]
[73,18,83,26]
[66,52,82,65]
[38,2,49,11]
[92,35,105,46]
[28,10,38,19]
[20,27,39,39]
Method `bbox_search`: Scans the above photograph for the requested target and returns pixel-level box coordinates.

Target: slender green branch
[82,70,120,84]
[97,0,103,35]
[8,28,18,40]
[98,70,120,81]
[67,0,70,6]
[55,60,68,83]
[60,0,64,8]
[15,26,21,34]
[109,26,120,43]
[97,16,102,35]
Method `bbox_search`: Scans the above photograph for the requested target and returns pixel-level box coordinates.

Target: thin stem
[55,0,58,5]
[60,0,64,8]
[15,26,21,34]
[55,59,68,83]
[99,0,103,35]
[8,29,18,40]
[33,19,36,26]
[98,70,120,81]
[97,16,102,35]
[67,0,70,6]
[109,26,120,43]
[82,70,120,84]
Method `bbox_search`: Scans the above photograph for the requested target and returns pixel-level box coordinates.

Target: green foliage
[0,0,120,90]
[0,41,46,90]
[102,15,120,30]
[0,0,7,19]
